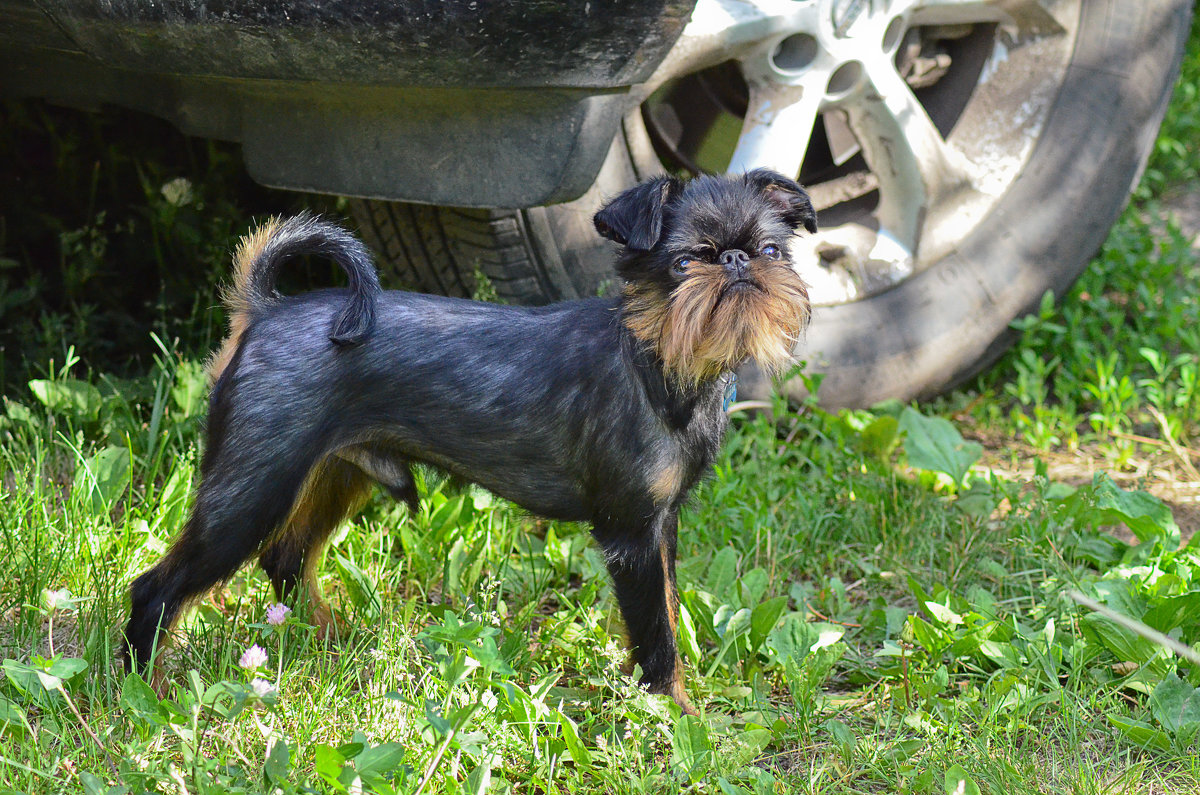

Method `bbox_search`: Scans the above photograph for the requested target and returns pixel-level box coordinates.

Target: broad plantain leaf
[898,408,981,484]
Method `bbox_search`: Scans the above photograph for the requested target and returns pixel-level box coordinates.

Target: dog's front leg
[594,509,696,715]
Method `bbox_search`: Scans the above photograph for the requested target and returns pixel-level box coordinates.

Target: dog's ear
[594,176,682,251]
[744,169,818,234]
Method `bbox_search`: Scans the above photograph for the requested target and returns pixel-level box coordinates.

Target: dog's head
[595,169,815,386]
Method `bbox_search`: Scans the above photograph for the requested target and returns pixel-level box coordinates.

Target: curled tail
[208,213,382,382]
[227,212,381,344]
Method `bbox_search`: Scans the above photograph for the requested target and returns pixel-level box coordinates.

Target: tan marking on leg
[655,537,696,713]
[660,540,678,636]
[670,676,698,715]
[649,460,682,506]
[146,635,177,698]
[149,666,170,699]
[262,457,371,642]
[300,560,340,642]
[648,673,697,715]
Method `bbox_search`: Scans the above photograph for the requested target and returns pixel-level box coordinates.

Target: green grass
[2,14,1200,795]
[3,361,1200,793]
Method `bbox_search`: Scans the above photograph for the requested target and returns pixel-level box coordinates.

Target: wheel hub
[636,0,1073,305]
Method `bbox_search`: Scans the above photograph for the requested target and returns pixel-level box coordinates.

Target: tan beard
[622,259,811,386]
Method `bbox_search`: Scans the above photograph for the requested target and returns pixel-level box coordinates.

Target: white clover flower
[160,177,194,207]
[43,588,73,612]
[239,644,268,670]
[250,678,277,698]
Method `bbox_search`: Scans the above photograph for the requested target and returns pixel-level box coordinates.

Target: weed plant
[0,102,318,392]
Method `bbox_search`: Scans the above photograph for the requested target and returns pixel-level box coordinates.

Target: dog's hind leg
[257,456,373,638]
[124,437,317,671]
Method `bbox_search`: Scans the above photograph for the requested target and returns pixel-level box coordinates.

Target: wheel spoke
[727,77,824,178]
[640,0,822,98]
[908,0,1064,34]
[843,51,976,264]
[823,110,860,166]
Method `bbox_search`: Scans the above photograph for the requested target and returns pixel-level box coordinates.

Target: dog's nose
[720,249,750,276]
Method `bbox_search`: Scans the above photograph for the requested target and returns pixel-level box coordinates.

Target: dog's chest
[642,389,727,506]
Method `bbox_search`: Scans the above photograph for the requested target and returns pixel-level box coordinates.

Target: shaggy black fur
[124,169,816,714]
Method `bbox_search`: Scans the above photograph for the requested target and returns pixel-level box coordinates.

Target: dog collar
[722,372,737,411]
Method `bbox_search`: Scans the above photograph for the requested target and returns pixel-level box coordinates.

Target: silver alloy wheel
[629,0,1078,306]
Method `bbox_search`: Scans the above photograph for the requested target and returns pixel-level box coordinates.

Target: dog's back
[220,289,659,520]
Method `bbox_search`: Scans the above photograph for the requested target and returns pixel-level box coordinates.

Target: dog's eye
[759,244,781,259]
[672,258,692,275]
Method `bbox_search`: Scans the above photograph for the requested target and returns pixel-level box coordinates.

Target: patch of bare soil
[956,187,1200,544]
[1162,185,1200,248]
[967,426,1200,545]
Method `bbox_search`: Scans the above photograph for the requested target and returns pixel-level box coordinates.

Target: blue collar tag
[722,372,738,411]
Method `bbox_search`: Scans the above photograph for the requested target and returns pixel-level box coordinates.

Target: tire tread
[350,200,552,305]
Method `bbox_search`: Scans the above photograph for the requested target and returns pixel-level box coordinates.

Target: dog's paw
[307,600,344,643]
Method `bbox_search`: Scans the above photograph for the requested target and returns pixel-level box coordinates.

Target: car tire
[349,0,1192,408]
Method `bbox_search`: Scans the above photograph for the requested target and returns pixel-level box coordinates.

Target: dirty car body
[1,0,696,207]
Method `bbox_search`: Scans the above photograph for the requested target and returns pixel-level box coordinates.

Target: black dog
[124,169,816,714]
